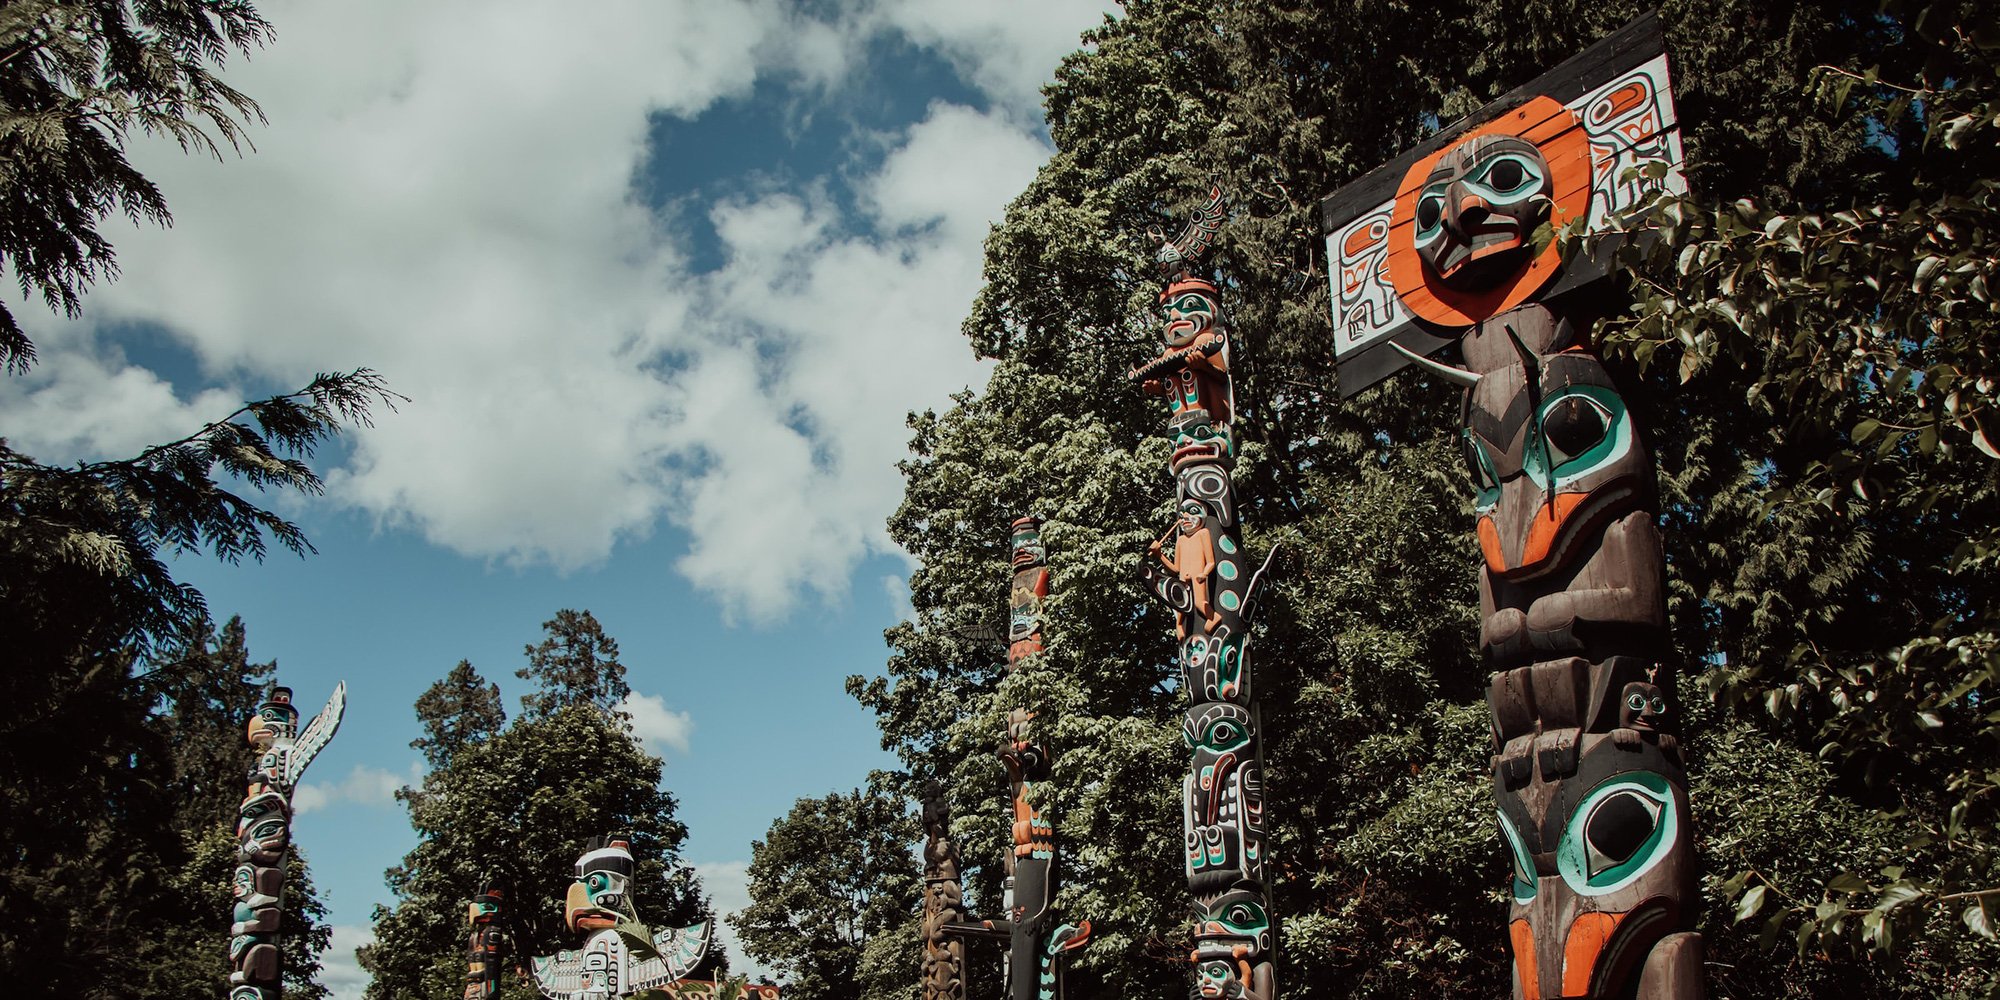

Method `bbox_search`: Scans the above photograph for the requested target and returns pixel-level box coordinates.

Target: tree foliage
[849,0,2000,996]
[0,616,331,998]
[733,782,921,1000]
[1578,0,2000,967]
[363,618,707,1000]
[516,608,633,724]
[0,0,273,372]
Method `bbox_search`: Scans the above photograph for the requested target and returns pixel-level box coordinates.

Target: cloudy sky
[0,1,1113,994]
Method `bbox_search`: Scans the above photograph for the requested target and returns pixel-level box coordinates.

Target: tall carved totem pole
[230,682,346,1000]
[944,517,1092,1000]
[1317,15,1701,1000]
[920,791,968,1000]
[465,881,510,999]
[1133,186,1280,1000]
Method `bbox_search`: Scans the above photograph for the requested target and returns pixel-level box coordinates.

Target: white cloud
[693,859,770,981]
[0,0,1108,620]
[870,0,1117,118]
[620,691,694,755]
[664,102,1043,620]
[0,347,243,463]
[293,763,417,816]
[318,924,374,1000]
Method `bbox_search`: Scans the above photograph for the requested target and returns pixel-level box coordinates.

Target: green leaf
[1965,899,1996,940]
[1736,884,1769,922]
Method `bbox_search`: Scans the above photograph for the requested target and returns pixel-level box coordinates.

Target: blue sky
[0,1,1114,994]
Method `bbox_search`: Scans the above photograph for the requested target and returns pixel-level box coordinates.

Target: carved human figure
[465,882,510,1000]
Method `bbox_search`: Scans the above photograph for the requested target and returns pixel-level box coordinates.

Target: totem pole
[943,517,1092,1000]
[229,682,346,1000]
[1132,185,1281,1000]
[465,881,510,1000]
[920,790,968,1000]
[531,836,714,1000]
[1316,14,1701,1000]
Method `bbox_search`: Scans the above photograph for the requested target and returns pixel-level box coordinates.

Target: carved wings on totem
[530,921,711,999]
[1157,182,1227,275]
[633,920,711,988]
[285,681,346,786]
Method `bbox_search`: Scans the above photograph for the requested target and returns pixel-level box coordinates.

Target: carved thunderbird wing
[285,681,346,786]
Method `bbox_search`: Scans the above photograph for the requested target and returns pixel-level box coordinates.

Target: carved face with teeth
[1414,135,1553,289]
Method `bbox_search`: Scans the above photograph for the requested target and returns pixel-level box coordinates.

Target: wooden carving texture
[941,517,1092,1000]
[1134,211,1280,1000]
[1315,17,1702,996]
[921,795,968,1000]
[1465,304,1701,1000]
[465,883,510,1000]
[230,683,343,1000]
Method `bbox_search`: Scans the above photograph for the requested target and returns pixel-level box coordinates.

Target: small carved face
[1009,521,1045,569]
[1161,281,1222,347]
[1192,889,1273,960]
[1414,136,1553,288]
[1178,499,1207,534]
[1620,682,1668,733]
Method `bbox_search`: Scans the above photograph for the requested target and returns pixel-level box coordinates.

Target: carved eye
[1544,396,1610,468]
[1467,153,1546,203]
[1650,697,1668,715]
[1626,692,1647,712]
[1415,188,1448,242]
[1558,771,1679,895]
[1531,386,1632,488]
[1497,811,1537,904]
[585,873,609,893]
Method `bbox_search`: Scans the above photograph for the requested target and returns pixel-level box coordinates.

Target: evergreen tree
[0,0,274,372]
[412,659,507,770]
[363,613,705,999]
[516,609,633,724]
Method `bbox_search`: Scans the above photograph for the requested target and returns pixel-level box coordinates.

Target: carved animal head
[467,882,504,925]
[565,836,636,932]
[1457,309,1653,579]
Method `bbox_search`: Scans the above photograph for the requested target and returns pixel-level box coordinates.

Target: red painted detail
[1562,910,1627,996]
[1510,919,1540,1000]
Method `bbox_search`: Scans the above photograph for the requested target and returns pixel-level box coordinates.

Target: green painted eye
[1498,811,1537,904]
[1528,385,1632,490]
[585,873,609,894]
[1557,770,1678,895]
[1415,185,1449,244]
[1464,430,1501,512]
[1626,692,1647,712]
[1466,153,1545,202]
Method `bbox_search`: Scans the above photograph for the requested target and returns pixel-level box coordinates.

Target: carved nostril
[1456,195,1490,228]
